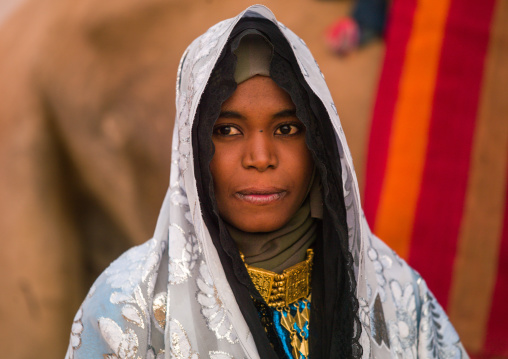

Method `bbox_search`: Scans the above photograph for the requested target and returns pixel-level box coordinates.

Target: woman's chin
[229,216,288,233]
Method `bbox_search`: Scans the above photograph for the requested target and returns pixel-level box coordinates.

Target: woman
[66,5,467,358]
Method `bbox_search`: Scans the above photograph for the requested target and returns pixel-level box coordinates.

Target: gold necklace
[241,249,313,308]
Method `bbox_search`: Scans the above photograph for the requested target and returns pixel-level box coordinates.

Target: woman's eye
[275,124,301,136]
[213,125,241,136]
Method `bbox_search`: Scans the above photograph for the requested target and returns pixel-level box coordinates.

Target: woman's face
[210,76,314,233]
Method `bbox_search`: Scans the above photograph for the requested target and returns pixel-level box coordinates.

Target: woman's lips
[235,188,287,205]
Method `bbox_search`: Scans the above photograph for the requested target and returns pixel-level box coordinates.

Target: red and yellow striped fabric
[364,0,508,357]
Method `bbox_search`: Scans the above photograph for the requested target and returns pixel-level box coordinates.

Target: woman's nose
[241,133,278,171]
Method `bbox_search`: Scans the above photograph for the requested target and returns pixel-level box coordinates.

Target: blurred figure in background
[326,0,388,55]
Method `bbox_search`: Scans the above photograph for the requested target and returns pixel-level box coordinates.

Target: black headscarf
[192,18,362,359]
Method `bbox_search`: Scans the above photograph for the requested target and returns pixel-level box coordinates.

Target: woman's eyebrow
[218,109,297,119]
[218,111,244,119]
[273,109,297,118]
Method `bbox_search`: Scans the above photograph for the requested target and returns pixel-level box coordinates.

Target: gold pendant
[276,295,311,358]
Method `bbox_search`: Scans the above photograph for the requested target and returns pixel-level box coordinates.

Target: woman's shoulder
[363,234,468,358]
[66,238,167,359]
[366,233,442,321]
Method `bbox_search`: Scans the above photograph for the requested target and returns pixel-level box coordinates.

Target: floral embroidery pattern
[168,222,200,285]
[88,284,96,298]
[197,261,239,344]
[103,287,151,357]
[105,240,161,293]
[388,280,417,358]
[419,291,462,359]
[168,181,201,285]
[359,297,370,329]
[367,239,391,302]
[152,292,168,333]
[122,304,144,329]
[341,154,362,279]
[175,20,231,176]
[209,351,233,359]
[110,287,150,324]
[68,307,84,358]
[168,318,199,359]
[99,317,140,359]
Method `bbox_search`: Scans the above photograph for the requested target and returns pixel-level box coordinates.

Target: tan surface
[0,0,382,357]
[0,0,24,24]
[448,0,508,351]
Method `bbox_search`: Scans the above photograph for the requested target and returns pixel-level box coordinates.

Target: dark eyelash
[212,124,242,135]
[276,121,304,135]
[277,121,304,128]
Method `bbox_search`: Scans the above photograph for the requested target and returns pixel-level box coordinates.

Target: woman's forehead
[221,76,295,111]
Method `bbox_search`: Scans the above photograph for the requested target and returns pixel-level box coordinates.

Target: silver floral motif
[391,249,406,268]
[99,317,140,359]
[419,292,462,359]
[359,297,370,328]
[175,20,231,177]
[197,261,239,344]
[88,284,96,298]
[111,291,136,305]
[170,184,190,208]
[176,46,189,97]
[388,280,417,358]
[168,222,200,285]
[68,307,84,358]
[168,318,199,359]
[194,21,231,83]
[367,240,389,302]
[152,292,168,333]
[170,181,195,227]
[104,287,150,357]
[342,154,362,279]
[196,22,230,62]
[105,240,161,293]
[209,351,233,359]
[122,304,144,329]
[168,176,201,286]
[111,287,150,323]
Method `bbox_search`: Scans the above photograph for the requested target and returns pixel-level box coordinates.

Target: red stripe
[408,0,495,307]
[363,0,417,224]
[484,161,508,356]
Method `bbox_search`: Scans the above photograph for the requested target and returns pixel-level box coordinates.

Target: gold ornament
[242,249,313,308]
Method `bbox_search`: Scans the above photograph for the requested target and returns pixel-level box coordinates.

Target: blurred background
[0,0,505,358]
